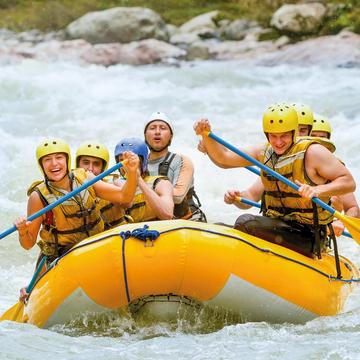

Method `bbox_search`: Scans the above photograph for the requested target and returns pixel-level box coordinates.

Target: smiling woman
[13,138,140,273]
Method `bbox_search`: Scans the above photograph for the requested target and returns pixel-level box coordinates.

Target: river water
[0,59,360,359]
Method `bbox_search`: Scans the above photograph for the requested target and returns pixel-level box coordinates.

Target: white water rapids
[0,59,360,359]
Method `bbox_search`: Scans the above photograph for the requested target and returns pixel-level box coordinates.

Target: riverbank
[0,0,359,34]
[0,1,360,67]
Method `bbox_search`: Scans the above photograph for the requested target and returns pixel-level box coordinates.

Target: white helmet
[144,111,173,134]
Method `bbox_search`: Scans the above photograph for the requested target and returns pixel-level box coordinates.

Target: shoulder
[166,153,192,171]
[256,142,270,160]
[305,143,336,170]
[28,189,42,205]
[306,142,331,157]
[72,167,87,180]
[177,153,193,168]
[27,180,45,196]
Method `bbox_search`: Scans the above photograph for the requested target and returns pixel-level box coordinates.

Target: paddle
[235,196,352,238]
[0,161,128,323]
[207,131,360,243]
[0,161,126,240]
[0,256,47,322]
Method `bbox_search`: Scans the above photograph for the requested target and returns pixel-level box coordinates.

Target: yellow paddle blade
[335,211,360,245]
[0,301,25,323]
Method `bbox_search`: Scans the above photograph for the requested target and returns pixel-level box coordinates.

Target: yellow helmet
[292,103,314,131]
[75,142,109,171]
[312,114,332,138]
[36,138,71,176]
[263,103,298,142]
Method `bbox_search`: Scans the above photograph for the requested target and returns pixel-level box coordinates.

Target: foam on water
[0,59,360,358]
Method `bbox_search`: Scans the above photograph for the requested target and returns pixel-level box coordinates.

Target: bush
[320,2,360,35]
[0,0,20,9]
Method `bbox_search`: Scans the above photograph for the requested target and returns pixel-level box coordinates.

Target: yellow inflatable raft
[1,220,359,328]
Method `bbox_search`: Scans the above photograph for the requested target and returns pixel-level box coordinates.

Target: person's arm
[138,177,174,220]
[14,192,44,250]
[194,118,262,168]
[332,193,360,236]
[171,155,194,204]
[341,193,360,218]
[92,152,139,204]
[297,144,356,198]
[224,178,264,210]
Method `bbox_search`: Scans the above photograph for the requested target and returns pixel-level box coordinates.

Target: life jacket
[27,168,104,257]
[259,138,334,226]
[158,152,206,222]
[98,174,130,229]
[300,135,336,153]
[126,175,167,222]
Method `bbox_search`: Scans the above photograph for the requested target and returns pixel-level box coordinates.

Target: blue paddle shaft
[0,162,124,240]
[239,197,261,208]
[209,132,335,215]
[26,256,47,293]
[246,166,260,176]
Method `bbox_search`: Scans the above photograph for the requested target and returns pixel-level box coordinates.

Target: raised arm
[194,118,261,168]
[172,154,194,204]
[92,151,139,204]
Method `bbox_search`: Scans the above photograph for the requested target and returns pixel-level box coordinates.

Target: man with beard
[144,112,206,222]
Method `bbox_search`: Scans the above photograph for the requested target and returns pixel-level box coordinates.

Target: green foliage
[0,0,358,35]
[320,1,360,35]
[0,0,20,9]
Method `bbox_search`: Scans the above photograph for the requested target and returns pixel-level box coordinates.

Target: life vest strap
[55,217,102,235]
[100,203,114,213]
[267,205,315,215]
[106,216,127,228]
[264,190,302,199]
[65,203,97,218]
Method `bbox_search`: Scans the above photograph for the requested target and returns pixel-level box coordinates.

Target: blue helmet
[114,137,149,174]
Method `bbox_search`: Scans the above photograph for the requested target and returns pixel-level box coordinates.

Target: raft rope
[119,225,160,302]
[27,224,360,299]
[119,225,160,243]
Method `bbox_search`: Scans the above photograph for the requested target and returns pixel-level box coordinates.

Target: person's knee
[234,214,258,233]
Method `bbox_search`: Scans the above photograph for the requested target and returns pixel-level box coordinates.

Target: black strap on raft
[328,223,342,279]
[312,202,321,259]
[119,225,160,303]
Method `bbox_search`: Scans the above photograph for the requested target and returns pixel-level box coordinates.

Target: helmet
[75,142,109,171]
[312,114,332,138]
[144,111,173,134]
[114,137,148,174]
[292,103,314,132]
[36,138,71,177]
[263,103,298,142]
